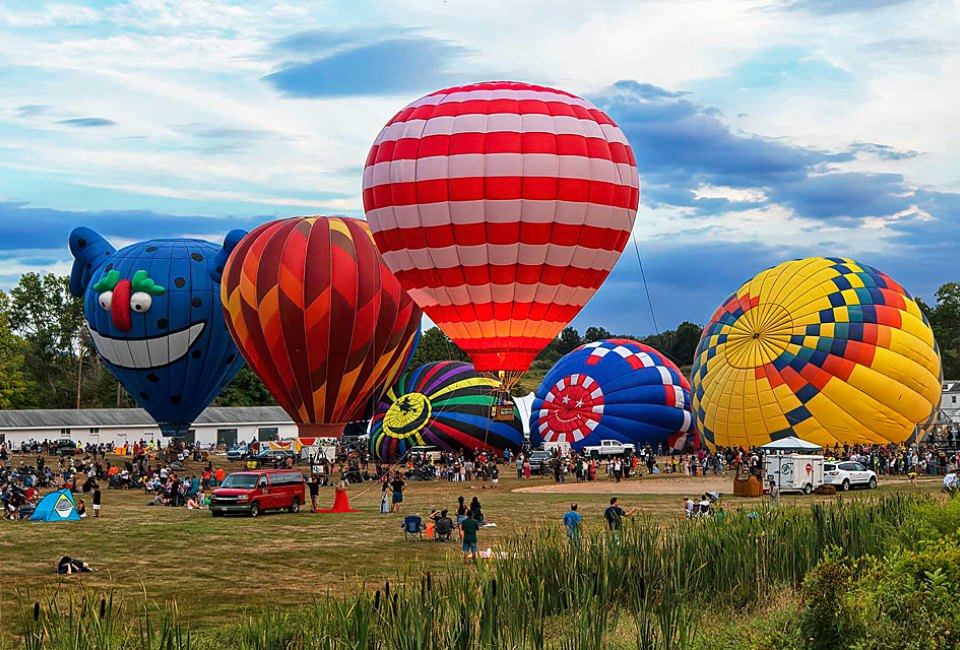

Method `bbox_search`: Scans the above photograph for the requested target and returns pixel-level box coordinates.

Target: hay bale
[815,484,837,495]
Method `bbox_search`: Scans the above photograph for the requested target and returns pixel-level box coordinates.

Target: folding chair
[402,515,425,541]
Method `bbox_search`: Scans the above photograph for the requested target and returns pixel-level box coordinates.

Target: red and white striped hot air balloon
[363,81,639,382]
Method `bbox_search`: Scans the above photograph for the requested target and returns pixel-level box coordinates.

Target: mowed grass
[0,453,942,640]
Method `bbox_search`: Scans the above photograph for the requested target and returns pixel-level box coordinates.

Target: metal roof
[0,406,292,430]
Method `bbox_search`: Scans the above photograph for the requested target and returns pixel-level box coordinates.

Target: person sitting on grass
[459,510,481,561]
[75,498,87,518]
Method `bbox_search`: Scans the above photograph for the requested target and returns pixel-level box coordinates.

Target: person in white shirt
[943,471,957,495]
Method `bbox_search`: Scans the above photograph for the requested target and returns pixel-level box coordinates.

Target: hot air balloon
[530,340,697,452]
[363,81,640,390]
[370,361,523,461]
[691,257,942,448]
[68,228,246,436]
[221,217,421,437]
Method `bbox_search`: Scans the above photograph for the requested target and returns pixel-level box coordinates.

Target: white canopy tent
[760,436,822,452]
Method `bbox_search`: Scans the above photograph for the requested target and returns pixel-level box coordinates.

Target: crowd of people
[4,429,959,523]
[0,437,222,519]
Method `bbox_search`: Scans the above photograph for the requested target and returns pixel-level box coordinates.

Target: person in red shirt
[214,467,225,486]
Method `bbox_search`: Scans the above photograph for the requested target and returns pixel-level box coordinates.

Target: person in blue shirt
[563,503,582,547]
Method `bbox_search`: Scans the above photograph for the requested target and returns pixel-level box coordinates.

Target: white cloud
[0,3,100,27]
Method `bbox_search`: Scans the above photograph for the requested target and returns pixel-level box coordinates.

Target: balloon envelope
[69,228,245,435]
[221,217,422,437]
[363,81,640,374]
[531,339,697,452]
[691,257,942,448]
[370,361,524,461]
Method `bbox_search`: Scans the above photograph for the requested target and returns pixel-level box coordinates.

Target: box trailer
[764,454,824,495]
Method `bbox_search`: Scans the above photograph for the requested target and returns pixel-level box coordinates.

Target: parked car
[225,444,251,462]
[824,461,878,491]
[55,439,80,456]
[249,448,298,467]
[526,450,554,475]
[210,469,305,517]
[582,440,636,457]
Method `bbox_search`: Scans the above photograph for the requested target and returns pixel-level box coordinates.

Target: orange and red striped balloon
[363,81,640,373]
[221,217,421,437]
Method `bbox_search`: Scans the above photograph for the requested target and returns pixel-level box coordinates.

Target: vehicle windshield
[220,474,258,489]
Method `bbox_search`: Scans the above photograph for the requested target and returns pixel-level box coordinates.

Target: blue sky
[0,0,956,335]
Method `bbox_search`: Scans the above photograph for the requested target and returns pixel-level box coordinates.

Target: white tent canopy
[760,436,822,451]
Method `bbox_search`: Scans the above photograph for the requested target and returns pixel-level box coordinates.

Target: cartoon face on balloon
[69,227,247,435]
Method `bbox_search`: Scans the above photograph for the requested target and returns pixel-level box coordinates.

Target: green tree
[216,366,276,407]
[408,327,468,369]
[557,326,582,354]
[919,282,960,379]
[583,326,612,344]
[6,274,86,408]
[0,294,32,408]
[669,321,703,367]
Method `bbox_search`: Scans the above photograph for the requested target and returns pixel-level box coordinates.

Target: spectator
[563,503,582,547]
[389,473,405,513]
[603,497,637,538]
[459,510,481,561]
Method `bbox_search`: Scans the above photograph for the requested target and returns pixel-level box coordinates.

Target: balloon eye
[98,291,113,311]
[130,292,153,313]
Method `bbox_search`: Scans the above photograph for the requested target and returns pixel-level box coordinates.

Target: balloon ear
[68,227,116,297]
[208,229,247,283]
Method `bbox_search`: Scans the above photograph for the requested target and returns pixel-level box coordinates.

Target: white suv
[824,461,878,491]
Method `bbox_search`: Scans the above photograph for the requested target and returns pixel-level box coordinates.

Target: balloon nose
[111,279,132,332]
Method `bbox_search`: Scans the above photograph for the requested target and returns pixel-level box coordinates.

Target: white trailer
[764,454,824,495]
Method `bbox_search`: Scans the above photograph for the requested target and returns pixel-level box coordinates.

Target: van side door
[256,474,271,510]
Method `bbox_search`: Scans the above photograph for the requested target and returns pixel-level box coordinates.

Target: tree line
[0,272,956,411]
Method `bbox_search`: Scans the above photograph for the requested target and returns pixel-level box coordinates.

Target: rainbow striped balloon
[370,361,523,461]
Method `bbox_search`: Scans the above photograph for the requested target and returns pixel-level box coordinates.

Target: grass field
[0,453,944,643]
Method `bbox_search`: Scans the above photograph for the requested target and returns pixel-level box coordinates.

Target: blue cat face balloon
[69,227,248,436]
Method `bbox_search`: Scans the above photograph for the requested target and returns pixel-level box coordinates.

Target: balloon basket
[491,403,516,422]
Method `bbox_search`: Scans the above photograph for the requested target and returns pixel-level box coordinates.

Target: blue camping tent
[31,490,81,522]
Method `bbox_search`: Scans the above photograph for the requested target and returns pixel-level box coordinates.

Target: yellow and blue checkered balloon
[691,257,941,448]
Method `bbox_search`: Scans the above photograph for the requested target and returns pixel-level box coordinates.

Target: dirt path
[513,476,731,495]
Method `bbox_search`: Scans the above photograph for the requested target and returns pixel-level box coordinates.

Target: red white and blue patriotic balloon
[530,340,698,452]
[363,81,640,374]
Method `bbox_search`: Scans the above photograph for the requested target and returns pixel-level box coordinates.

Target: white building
[942,380,960,426]
[0,406,297,449]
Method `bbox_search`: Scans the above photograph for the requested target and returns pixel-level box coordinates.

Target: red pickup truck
[210,469,305,517]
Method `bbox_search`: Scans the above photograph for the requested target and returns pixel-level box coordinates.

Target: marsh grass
[12,493,930,650]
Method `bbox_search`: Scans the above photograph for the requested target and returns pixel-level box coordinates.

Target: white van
[764,454,824,495]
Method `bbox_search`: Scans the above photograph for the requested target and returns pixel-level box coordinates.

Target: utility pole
[75,349,83,409]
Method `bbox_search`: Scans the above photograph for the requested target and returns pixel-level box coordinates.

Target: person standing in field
[389,473,405,513]
[459,510,481,562]
[307,475,320,512]
[603,497,637,540]
[563,503,582,547]
[92,484,102,518]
